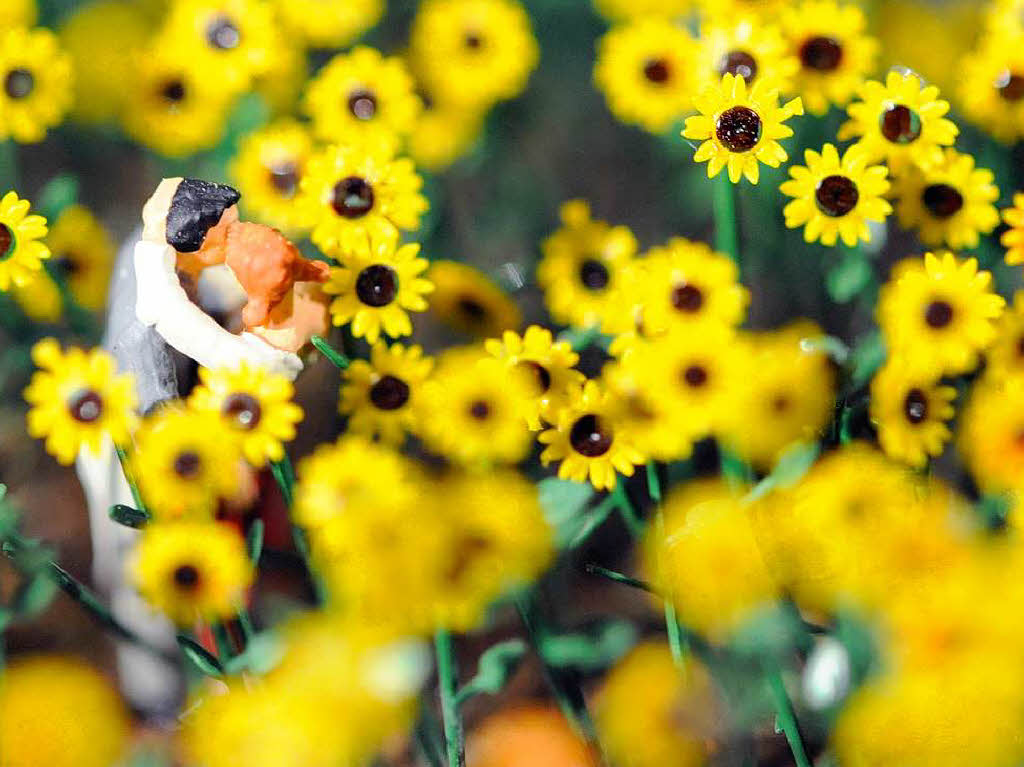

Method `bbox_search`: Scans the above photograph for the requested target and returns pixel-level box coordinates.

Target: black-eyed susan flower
[485,325,584,429]
[273,0,383,48]
[133,408,242,520]
[300,140,427,256]
[230,120,314,235]
[984,291,1024,381]
[1001,192,1024,267]
[539,379,645,491]
[24,339,137,465]
[409,0,539,109]
[682,72,804,184]
[130,520,252,626]
[594,17,698,134]
[959,37,1024,144]
[421,346,534,466]
[879,252,1005,377]
[870,360,956,468]
[892,149,1000,250]
[780,143,892,247]
[322,232,433,343]
[602,359,694,462]
[44,204,114,311]
[0,27,73,143]
[188,362,303,467]
[11,271,62,323]
[427,260,522,338]
[780,0,878,116]
[959,378,1024,497]
[839,71,958,171]
[537,199,637,329]
[407,91,485,173]
[339,341,433,444]
[698,16,798,94]
[303,47,421,144]
[0,190,49,291]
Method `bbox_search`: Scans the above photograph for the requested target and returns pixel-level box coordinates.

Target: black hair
[165,178,241,252]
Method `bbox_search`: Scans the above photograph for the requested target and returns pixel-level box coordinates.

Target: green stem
[237,606,255,643]
[583,563,655,593]
[765,665,812,767]
[645,462,661,503]
[311,335,350,370]
[610,479,643,538]
[434,628,465,767]
[270,455,325,605]
[652,486,690,667]
[567,495,617,549]
[114,444,146,512]
[712,172,739,263]
[213,621,235,661]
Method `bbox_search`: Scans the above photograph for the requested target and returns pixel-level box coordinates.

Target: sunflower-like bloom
[299,141,427,256]
[0,656,130,767]
[839,71,959,171]
[870,359,956,468]
[878,252,1005,378]
[409,0,539,110]
[407,92,485,172]
[1001,192,1024,267]
[273,0,383,48]
[780,1,878,116]
[892,149,1000,251]
[0,190,50,291]
[959,36,1024,144]
[188,362,303,466]
[132,408,242,520]
[601,359,694,462]
[697,16,798,95]
[485,325,585,430]
[594,17,699,134]
[339,341,434,444]
[780,143,892,246]
[959,378,1024,497]
[539,379,646,491]
[24,339,137,465]
[303,47,421,144]
[427,260,522,338]
[229,120,315,235]
[682,72,804,184]
[44,204,114,310]
[322,233,433,343]
[420,346,534,466]
[130,520,252,626]
[984,291,1024,381]
[0,27,73,143]
[537,199,638,330]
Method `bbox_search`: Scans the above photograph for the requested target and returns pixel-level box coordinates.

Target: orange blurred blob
[466,705,598,767]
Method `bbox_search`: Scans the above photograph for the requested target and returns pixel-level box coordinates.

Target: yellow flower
[407,92,485,172]
[985,291,1024,381]
[0,0,36,27]
[870,359,956,468]
[322,232,433,343]
[0,655,129,767]
[272,0,383,48]
[959,33,1024,144]
[485,325,584,430]
[229,120,315,235]
[339,341,434,444]
[133,408,242,520]
[698,15,798,94]
[253,33,306,116]
[539,379,645,491]
[426,259,522,338]
[44,204,114,310]
[130,520,252,625]
[878,252,1005,378]
[188,362,303,466]
[537,199,637,329]
[24,339,137,465]
[0,27,73,143]
[682,72,804,184]
[595,642,716,767]
[839,70,959,172]
[892,149,1000,250]
[1001,191,1024,266]
[421,346,533,466]
[300,140,428,256]
[780,1,878,116]
[409,0,539,110]
[594,17,699,134]
[780,143,892,247]
[959,378,1024,497]
[304,47,421,144]
[0,190,49,291]
[11,270,62,322]
[592,0,689,21]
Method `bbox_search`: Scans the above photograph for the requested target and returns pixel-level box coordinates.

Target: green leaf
[833,609,879,685]
[224,631,284,675]
[13,572,58,616]
[556,326,611,352]
[538,478,597,548]
[978,493,1013,531]
[455,639,527,705]
[247,519,265,563]
[177,634,224,677]
[35,174,79,221]
[848,331,886,388]
[109,504,150,529]
[799,335,850,364]
[826,251,873,303]
[540,620,637,671]
[745,442,820,504]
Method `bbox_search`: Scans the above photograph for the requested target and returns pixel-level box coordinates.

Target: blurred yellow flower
[0,27,73,143]
[273,0,383,48]
[870,359,956,468]
[44,204,114,310]
[427,259,522,338]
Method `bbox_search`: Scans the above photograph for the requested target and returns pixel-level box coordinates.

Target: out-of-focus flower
[592,0,689,22]
[44,204,114,310]
[407,90,484,172]
[11,270,62,322]
[984,291,1024,381]
[427,260,522,338]
[870,359,956,468]
[273,0,383,49]
[959,33,1024,144]
[1001,191,1024,267]
[602,357,694,462]
[468,705,599,767]
[0,0,36,28]
[959,377,1024,497]
[0,27,73,143]
[698,15,798,95]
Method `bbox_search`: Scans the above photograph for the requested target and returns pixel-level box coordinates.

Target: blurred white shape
[500,262,525,290]
[802,636,852,710]
[362,639,433,703]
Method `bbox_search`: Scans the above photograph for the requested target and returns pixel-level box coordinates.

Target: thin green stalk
[610,479,643,538]
[648,466,689,667]
[583,563,655,593]
[567,495,617,549]
[114,444,146,511]
[712,172,739,263]
[213,621,235,661]
[270,455,325,604]
[310,335,350,370]
[236,606,255,643]
[434,628,465,767]
[765,664,812,767]
[645,462,662,503]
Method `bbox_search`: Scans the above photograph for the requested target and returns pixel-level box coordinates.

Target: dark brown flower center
[222,392,262,430]
[643,57,671,84]
[799,36,843,71]
[4,68,34,99]
[719,50,757,82]
[682,364,709,388]
[331,176,374,218]
[578,258,610,290]
[518,361,552,393]
[1016,334,1024,358]
[468,399,491,420]
[903,387,928,424]
[446,533,491,584]
[815,175,860,217]
[879,104,922,144]
[51,253,81,277]
[369,375,411,410]
[922,184,964,219]
[715,106,762,152]
[355,264,398,307]
[161,79,186,104]
[206,14,241,50]
[173,450,202,479]
[924,299,954,329]
[771,393,791,413]
[671,283,704,312]
[997,70,1024,101]
[347,88,378,121]
[268,162,299,196]
[456,296,488,323]
[172,564,201,591]
[0,223,14,260]
[464,31,484,50]
[569,414,613,457]
[68,389,103,423]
